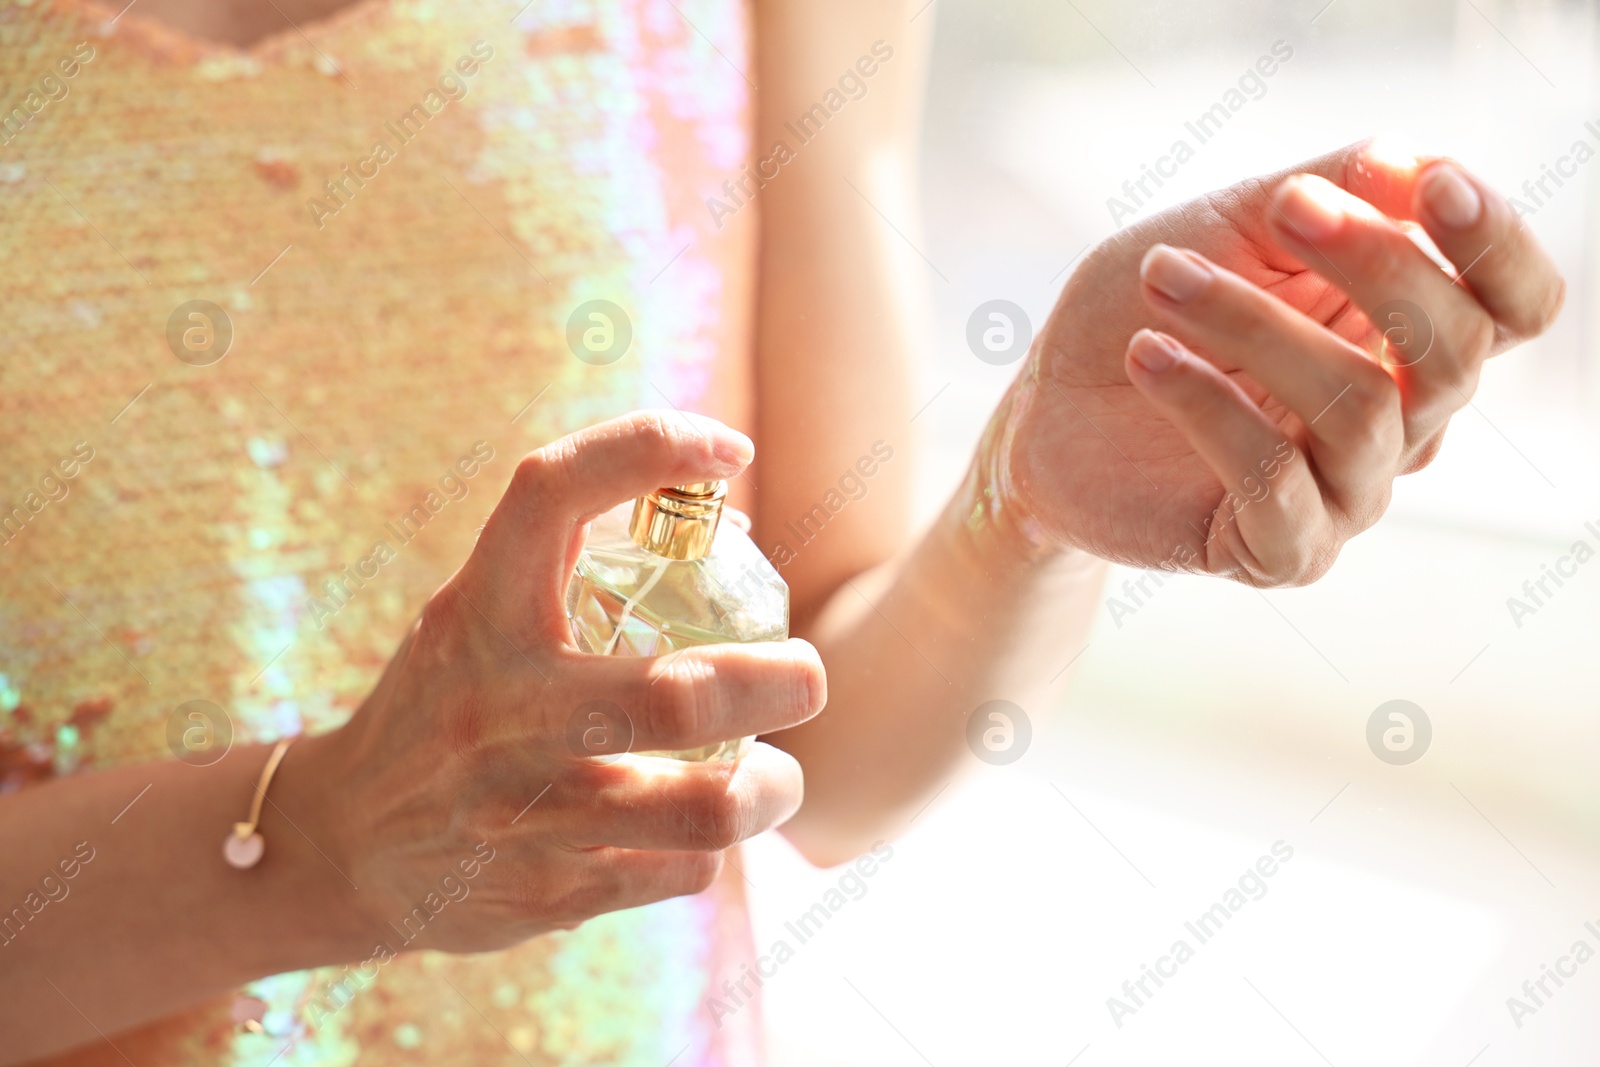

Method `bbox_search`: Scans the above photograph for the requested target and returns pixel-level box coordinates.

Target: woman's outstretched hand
[987,138,1565,585]
[300,411,825,951]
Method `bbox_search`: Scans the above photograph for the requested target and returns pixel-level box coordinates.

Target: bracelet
[223,737,296,870]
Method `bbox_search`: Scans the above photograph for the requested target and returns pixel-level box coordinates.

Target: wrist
[949,379,1095,580]
[262,727,381,962]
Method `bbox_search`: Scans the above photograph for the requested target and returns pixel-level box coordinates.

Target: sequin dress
[0,0,761,1062]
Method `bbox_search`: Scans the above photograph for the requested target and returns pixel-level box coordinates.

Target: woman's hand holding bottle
[294,412,825,951]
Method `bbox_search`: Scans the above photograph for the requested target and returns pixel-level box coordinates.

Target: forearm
[774,447,1109,866]
[749,0,929,610]
[0,733,364,1064]
[745,0,1109,864]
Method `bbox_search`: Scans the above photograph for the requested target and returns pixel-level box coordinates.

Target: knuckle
[511,446,565,502]
[1301,545,1340,585]
[559,865,618,922]
[562,755,620,795]
[1280,538,1339,587]
[418,584,466,645]
[1344,418,1399,466]
[1344,369,1399,422]
[1340,480,1394,537]
[634,410,715,466]
[533,859,612,925]
[749,642,825,725]
[1286,531,1337,585]
[1331,378,1404,460]
[646,655,720,743]
[1236,486,1341,589]
[1402,431,1446,473]
[684,781,747,850]
[702,797,747,851]
[1459,311,1497,365]
[1282,563,1325,589]
[635,410,678,449]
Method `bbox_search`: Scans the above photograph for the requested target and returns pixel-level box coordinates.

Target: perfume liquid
[566,482,788,762]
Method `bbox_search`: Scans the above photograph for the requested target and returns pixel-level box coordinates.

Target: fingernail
[1276,176,1345,242]
[1422,162,1482,229]
[1128,329,1181,373]
[1141,245,1211,303]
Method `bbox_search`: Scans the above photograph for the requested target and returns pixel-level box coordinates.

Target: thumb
[460,410,753,641]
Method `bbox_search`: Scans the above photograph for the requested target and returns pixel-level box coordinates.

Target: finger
[559,741,804,851]
[538,848,726,924]
[1266,175,1495,442]
[1138,244,1401,497]
[1411,160,1566,341]
[1279,135,1427,220]
[1267,138,1565,346]
[1124,329,1336,585]
[563,638,825,752]
[1257,135,1444,222]
[465,410,754,630]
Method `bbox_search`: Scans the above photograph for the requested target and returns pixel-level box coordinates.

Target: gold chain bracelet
[223,737,296,870]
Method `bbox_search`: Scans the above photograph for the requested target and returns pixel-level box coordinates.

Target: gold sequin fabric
[0,0,761,1061]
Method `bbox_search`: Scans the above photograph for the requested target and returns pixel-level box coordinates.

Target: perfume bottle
[566,481,789,762]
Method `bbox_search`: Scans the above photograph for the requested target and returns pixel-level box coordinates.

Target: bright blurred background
[749,1,1600,1064]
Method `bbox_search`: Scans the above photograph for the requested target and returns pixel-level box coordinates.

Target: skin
[992,143,1566,582]
[769,138,1565,859]
[0,1,1565,1061]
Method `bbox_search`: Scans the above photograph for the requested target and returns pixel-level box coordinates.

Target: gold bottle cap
[629,481,726,561]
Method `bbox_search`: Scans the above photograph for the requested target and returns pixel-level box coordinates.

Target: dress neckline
[59,0,392,66]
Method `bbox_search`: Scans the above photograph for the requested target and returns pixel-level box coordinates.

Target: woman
[0,0,1564,1063]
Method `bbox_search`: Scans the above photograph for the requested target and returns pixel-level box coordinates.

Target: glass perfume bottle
[566,481,788,762]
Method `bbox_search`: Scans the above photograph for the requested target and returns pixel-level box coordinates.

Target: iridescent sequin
[1,0,761,1061]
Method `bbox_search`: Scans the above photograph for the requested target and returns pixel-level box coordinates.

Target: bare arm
[750,13,1566,869]
[772,488,1108,866]
[749,0,1109,865]
[0,418,822,1063]
[0,736,369,1060]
